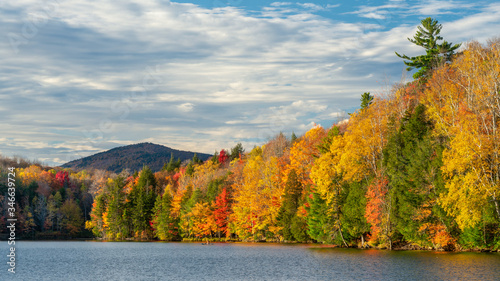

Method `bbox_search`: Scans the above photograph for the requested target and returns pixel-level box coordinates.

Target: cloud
[177,103,195,112]
[413,0,477,16]
[440,3,500,42]
[326,4,340,9]
[348,4,405,20]
[271,2,292,7]
[297,3,324,11]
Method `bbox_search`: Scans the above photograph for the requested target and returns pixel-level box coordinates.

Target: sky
[1,0,499,166]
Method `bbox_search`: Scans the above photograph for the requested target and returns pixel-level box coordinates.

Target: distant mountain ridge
[61,142,212,173]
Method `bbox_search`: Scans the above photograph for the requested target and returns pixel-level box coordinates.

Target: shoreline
[9,238,499,253]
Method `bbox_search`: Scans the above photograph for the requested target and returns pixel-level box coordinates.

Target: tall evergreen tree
[187,187,204,210]
[88,193,106,237]
[360,92,373,110]
[383,104,446,244]
[319,126,340,154]
[206,178,224,203]
[211,151,220,164]
[291,215,309,242]
[396,17,460,79]
[152,188,179,241]
[341,181,370,245]
[163,153,181,172]
[129,166,157,238]
[277,169,302,241]
[185,162,195,176]
[192,153,203,165]
[306,192,331,243]
[230,143,245,161]
[105,176,127,239]
[180,185,193,214]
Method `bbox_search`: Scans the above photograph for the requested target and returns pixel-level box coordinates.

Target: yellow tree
[230,146,283,240]
[262,133,291,237]
[285,125,326,188]
[189,202,216,238]
[311,131,345,198]
[260,154,283,238]
[338,98,392,181]
[424,41,500,230]
[17,165,43,185]
[310,129,349,244]
[338,97,396,246]
[230,147,265,240]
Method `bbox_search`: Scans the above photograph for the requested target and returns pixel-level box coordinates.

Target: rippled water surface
[3,241,500,280]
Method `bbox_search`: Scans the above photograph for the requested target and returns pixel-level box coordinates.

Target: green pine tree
[319,126,340,154]
[306,192,331,243]
[153,190,179,241]
[277,169,302,241]
[230,143,245,161]
[360,92,373,110]
[383,104,445,244]
[291,215,309,242]
[342,181,370,245]
[206,178,224,203]
[129,166,157,238]
[106,176,127,239]
[185,162,195,176]
[192,153,203,165]
[396,17,461,79]
[211,151,219,164]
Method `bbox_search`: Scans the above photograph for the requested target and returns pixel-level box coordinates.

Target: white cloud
[326,4,340,9]
[362,12,387,20]
[271,2,292,7]
[440,3,500,42]
[177,103,195,112]
[413,0,476,16]
[297,3,324,11]
[348,4,404,20]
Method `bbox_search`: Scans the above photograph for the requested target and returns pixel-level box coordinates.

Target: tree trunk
[338,221,348,247]
[493,197,500,221]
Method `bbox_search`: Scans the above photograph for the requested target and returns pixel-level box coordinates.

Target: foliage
[306,192,331,243]
[230,143,245,161]
[4,37,500,251]
[360,92,373,110]
[396,17,460,79]
[213,188,231,238]
[277,169,303,241]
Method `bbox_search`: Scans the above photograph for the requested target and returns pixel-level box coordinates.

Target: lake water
[2,241,500,280]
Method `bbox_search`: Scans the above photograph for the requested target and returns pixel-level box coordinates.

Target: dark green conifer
[360,92,373,110]
[396,17,460,79]
[277,169,302,241]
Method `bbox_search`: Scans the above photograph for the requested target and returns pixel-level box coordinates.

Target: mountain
[61,142,212,173]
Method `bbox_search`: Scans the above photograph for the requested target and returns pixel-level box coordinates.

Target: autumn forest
[1,19,500,251]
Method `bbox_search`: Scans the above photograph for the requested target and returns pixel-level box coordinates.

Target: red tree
[218,149,229,165]
[55,171,70,189]
[213,188,230,238]
[365,176,389,243]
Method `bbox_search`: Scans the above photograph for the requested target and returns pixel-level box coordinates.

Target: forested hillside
[61,142,211,173]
